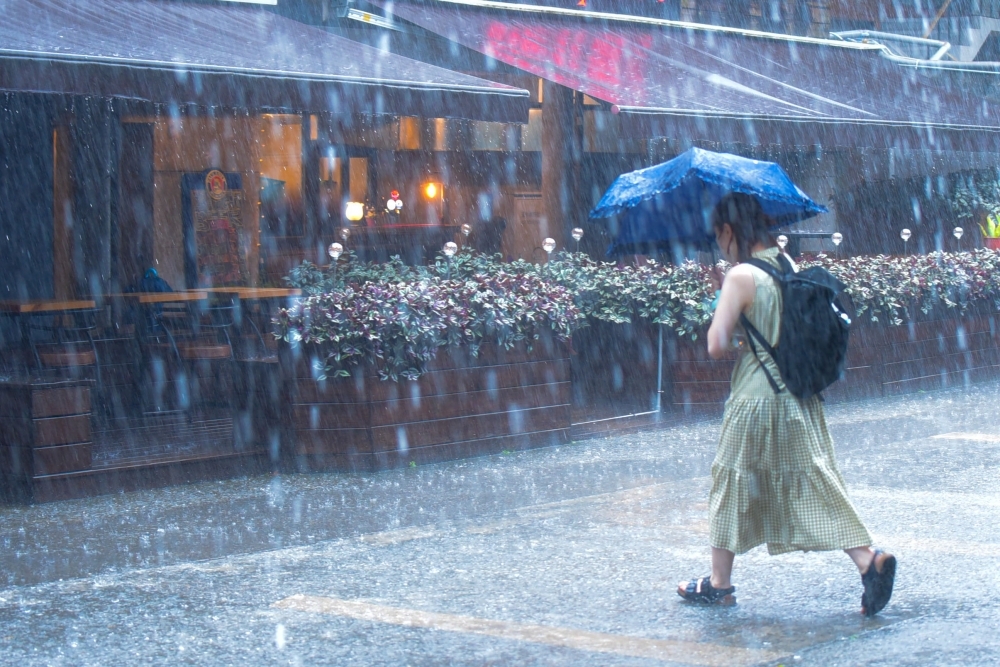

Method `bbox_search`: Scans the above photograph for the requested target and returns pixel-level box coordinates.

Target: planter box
[669,334,734,411]
[851,313,1000,397]
[0,379,94,502]
[669,311,1000,407]
[287,335,571,472]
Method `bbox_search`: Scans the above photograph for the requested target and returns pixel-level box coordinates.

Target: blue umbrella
[589,147,828,256]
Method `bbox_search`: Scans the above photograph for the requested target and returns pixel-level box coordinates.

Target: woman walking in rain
[677,193,897,616]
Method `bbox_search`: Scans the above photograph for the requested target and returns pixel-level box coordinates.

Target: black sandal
[677,577,736,605]
[860,549,897,617]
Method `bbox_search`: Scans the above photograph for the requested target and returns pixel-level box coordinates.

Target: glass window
[258,114,303,238]
[521,108,542,152]
[349,157,369,204]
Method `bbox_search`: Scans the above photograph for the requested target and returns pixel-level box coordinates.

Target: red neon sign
[483,21,653,105]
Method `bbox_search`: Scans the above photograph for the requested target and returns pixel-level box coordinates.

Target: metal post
[655,324,664,416]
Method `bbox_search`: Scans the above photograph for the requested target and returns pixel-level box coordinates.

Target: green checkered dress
[709,247,872,556]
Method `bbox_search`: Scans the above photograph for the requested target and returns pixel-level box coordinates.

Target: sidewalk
[2,381,1000,665]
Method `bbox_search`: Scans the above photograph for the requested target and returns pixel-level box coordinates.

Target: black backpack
[739,255,851,399]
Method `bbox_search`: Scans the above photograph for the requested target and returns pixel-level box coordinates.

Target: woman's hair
[711,192,776,263]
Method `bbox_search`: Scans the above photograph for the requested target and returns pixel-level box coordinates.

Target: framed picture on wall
[181,169,248,287]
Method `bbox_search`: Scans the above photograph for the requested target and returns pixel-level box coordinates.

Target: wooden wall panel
[0,379,95,502]
[32,443,92,476]
[289,339,572,472]
[32,387,91,418]
[33,415,91,447]
[669,313,1000,408]
[370,404,570,452]
[370,382,570,427]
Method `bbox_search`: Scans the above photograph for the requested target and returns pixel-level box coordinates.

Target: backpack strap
[739,314,782,394]
[737,255,789,395]
[742,256,789,280]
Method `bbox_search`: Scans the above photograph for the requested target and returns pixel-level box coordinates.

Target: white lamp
[345,202,364,222]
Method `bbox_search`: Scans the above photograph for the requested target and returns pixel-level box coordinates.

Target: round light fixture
[328,242,343,260]
[443,241,458,257]
[345,201,365,222]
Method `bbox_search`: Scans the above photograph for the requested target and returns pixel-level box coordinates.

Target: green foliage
[950,171,1000,220]
[285,251,419,294]
[275,264,584,381]
[801,248,1000,324]
[980,214,1000,239]
[277,247,1000,381]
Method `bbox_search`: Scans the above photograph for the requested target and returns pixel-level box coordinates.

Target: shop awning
[383,0,1000,149]
[0,0,530,122]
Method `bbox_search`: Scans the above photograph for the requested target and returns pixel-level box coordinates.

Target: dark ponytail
[711,193,776,263]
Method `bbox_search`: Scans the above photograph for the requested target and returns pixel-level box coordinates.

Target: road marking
[359,526,438,546]
[273,594,784,666]
[930,432,1000,443]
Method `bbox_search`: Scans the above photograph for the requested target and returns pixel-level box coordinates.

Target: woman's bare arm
[707,265,756,360]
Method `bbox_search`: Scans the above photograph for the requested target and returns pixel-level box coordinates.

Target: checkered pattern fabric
[708,248,872,556]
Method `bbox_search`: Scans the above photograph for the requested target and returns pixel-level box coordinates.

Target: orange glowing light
[424,182,439,199]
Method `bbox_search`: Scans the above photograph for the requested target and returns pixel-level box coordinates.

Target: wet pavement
[2,382,1000,665]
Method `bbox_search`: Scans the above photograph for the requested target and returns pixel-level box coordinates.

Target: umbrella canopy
[589,148,828,256]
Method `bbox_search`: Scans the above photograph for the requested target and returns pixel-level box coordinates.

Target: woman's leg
[846,546,894,574]
[711,547,736,589]
[846,546,874,572]
[677,547,737,603]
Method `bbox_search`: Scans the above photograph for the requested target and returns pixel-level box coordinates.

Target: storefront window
[472,121,519,151]
[258,114,303,238]
[399,116,422,150]
[521,108,542,151]
[317,153,342,230]
[349,158,369,206]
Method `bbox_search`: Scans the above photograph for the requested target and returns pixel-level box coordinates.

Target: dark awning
[383,0,1000,149]
[0,0,530,122]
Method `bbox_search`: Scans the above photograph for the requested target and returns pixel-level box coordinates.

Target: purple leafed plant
[276,248,1000,381]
